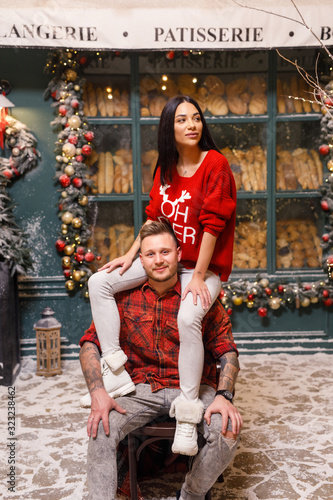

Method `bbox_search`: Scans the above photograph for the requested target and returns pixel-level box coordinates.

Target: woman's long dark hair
[154,95,220,185]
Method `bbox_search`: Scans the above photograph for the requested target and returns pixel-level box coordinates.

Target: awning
[1,0,333,51]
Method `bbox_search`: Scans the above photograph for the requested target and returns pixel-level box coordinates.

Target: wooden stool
[128,421,212,500]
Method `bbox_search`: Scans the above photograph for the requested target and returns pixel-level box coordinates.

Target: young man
[79,221,243,500]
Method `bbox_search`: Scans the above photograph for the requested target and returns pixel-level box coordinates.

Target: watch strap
[215,389,233,401]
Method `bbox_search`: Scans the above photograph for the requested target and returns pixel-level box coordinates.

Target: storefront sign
[0,1,332,50]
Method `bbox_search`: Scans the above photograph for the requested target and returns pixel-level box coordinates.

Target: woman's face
[174,101,203,149]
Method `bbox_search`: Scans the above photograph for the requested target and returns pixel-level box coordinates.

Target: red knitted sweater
[145,150,237,281]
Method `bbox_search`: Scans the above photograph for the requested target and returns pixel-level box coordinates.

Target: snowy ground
[1,353,333,500]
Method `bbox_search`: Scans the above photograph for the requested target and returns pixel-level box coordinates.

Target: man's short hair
[140,220,179,248]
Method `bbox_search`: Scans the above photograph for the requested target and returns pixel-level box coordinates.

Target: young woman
[85,95,237,456]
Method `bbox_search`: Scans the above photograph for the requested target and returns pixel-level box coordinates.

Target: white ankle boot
[80,357,135,408]
[169,396,204,456]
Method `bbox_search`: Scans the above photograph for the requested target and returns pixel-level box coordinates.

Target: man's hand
[87,388,127,438]
[204,395,243,437]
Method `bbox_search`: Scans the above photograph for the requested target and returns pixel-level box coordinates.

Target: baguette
[105,152,114,193]
[97,152,105,193]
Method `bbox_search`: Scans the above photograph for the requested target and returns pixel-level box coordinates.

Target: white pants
[88,259,221,401]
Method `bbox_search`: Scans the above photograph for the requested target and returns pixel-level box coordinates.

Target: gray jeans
[87,384,239,500]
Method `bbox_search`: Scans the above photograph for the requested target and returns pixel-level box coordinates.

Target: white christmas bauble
[68,115,81,129]
[62,142,76,157]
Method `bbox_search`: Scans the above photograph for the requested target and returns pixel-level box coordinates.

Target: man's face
[140,232,181,284]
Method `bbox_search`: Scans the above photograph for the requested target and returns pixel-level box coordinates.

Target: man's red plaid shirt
[80,280,238,392]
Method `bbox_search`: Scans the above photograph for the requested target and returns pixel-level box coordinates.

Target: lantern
[34,307,62,376]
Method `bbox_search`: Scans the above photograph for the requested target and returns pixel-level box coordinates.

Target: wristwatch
[215,390,233,402]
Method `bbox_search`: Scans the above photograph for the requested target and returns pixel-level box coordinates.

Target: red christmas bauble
[82,144,92,156]
[166,51,175,60]
[226,307,233,315]
[75,155,84,162]
[68,135,78,145]
[183,51,190,57]
[321,200,329,211]
[96,255,101,261]
[59,174,71,187]
[72,177,83,188]
[219,289,225,298]
[75,253,85,262]
[59,105,67,116]
[322,233,330,242]
[3,169,13,179]
[84,251,95,262]
[63,269,71,278]
[79,56,88,65]
[323,289,330,298]
[76,246,85,255]
[71,99,79,109]
[323,298,333,307]
[84,131,95,142]
[324,97,333,107]
[248,293,254,301]
[265,287,272,296]
[319,144,330,156]
[277,285,285,293]
[55,239,66,252]
[258,307,268,317]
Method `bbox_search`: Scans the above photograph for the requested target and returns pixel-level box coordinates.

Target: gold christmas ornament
[61,191,68,198]
[64,164,75,176]
[259,278,269,288]
[61,256,71,268]
[301,297,311,307]
[65,279,75,291]
[310,296,319,303]
[221,296,229,305]
[71,217,82,228]
[72,270,82,281]
[78,195,88,206]
[66,69,77,82]
[64,244,75,256]
[327,159,333,172]
[247,300,254,308]
[232,295,243,306]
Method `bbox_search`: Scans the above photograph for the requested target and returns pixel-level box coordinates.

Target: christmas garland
[0,115,41,275]
[44,49,100,298]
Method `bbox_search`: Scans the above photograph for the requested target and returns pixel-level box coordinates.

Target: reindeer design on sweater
[159,184,196,244]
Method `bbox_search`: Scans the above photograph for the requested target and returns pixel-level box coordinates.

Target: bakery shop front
[1,0,333,360]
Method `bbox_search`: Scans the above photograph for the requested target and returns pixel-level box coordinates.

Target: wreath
[0,114,41,275]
